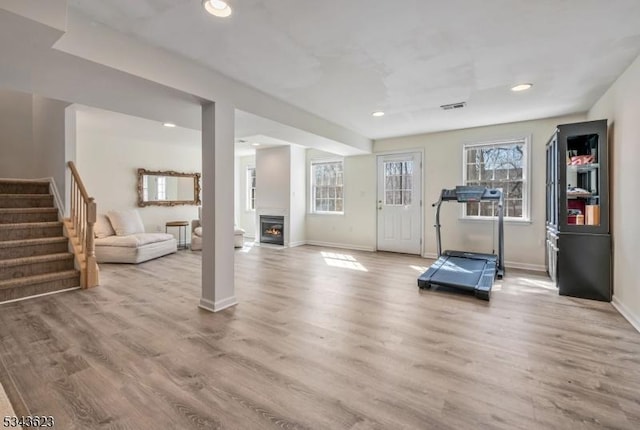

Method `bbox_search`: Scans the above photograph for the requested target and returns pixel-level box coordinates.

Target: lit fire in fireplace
[265,227,282,236]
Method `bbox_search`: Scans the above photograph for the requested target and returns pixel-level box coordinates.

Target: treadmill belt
[431,256,486,290]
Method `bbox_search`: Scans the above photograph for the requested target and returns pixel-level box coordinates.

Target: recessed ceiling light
[372,111,385,117]
[163,122,176,128]
[251,142,260,146]
[203,0,232,18]
[511,83,533,92]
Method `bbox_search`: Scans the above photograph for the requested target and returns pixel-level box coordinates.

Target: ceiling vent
[440,102,467,111]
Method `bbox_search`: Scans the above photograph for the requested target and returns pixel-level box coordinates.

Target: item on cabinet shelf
[576,214,584,225]
[567,186,592,197]
[585,205,600,225]
[568,154,595,165]
[567,208,582,225]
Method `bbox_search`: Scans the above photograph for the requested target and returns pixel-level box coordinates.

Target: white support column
[200,101,237,312]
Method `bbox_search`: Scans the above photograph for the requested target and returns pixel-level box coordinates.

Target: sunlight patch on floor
[410,265,429,273]
[321,252,368,272]
[510,277,556,290]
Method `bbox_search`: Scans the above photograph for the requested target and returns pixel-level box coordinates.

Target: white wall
[75,111,201,242]
[289,145,307,247]
[32,95,68,192]
[255,147,290,211]
[375,114,585,270]
[305,149,377,251]
[0,89,68,194]
[304,115,588,267]
[588,54,640,330]
[0,89,34,178]
[236,154,256,238]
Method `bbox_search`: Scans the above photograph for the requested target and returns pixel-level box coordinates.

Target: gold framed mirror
[137,168,201,207]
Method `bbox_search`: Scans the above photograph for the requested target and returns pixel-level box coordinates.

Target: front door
[376,152,422,254]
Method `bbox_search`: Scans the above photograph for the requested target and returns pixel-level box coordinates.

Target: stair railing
[66,161,99,288]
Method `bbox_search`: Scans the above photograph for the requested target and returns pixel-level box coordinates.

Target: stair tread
[0,194,52,198]
[0,252,73,267]
[0,180,49,185]
[0,270,79,290]
[0,208,57,213]
[0,221,62,230]
[0,237,68,249]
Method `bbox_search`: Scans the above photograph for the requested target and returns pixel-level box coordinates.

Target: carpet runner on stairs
[0,180,80,302]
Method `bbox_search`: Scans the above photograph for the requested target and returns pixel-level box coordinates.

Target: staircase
[0,180,80,303]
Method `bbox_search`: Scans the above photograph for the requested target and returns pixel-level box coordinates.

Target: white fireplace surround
[256,207,290,247]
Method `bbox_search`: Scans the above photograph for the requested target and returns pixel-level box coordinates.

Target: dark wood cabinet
[545,120,611,301]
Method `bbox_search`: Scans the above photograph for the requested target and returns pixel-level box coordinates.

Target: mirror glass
[137,169,201,207]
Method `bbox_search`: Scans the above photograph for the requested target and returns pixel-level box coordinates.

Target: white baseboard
[612,296,640,333]
[305,240,375,252]
[420,252,545,272]
[199,296,238,313]
[505,261,546,272]
[287,241,306,248]
[46,177,65,220]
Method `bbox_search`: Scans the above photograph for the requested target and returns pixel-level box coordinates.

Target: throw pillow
[107,209,146,236]
[194,226,203,237]
[94,214,116,239]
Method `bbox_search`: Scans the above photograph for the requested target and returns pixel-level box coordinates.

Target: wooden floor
[1,244,639,429]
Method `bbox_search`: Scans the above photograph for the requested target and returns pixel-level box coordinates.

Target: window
[384,160,413,206]
[463,138,529,220]
[311,160,344,213]
[246,166,256,211]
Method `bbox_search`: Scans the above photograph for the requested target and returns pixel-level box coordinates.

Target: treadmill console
[454,185,486,202]
[440,186,502,202]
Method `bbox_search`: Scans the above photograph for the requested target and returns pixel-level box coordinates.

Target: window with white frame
[246,166,256,211]
[463,138,529,220]
[311,160,344,213]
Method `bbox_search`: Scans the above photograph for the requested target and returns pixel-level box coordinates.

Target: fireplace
[260,215,284,245]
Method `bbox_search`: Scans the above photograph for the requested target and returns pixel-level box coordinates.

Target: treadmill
[417,186,505,300]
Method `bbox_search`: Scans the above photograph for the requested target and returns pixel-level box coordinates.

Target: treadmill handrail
[433,191,444,257]
[432,187,504,272]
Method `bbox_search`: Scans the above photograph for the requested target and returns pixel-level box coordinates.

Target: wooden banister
[68,161,91,201]
[65,161,99,288]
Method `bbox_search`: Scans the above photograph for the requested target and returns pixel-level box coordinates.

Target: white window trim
[309,158,345,215]
[461,136,532,223]
[246,165,256,212]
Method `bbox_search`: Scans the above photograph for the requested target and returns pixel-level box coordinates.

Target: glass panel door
[564,133,600,227]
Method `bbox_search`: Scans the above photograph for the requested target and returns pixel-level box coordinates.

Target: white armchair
[190,218,245,250]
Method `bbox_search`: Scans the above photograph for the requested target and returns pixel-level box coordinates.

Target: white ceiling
[75,106,292,157]
[75,105,201,145]
[68,0,640,139]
